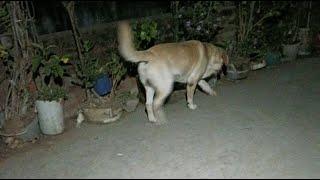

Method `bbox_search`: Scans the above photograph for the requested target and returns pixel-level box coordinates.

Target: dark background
[33,1,171,35]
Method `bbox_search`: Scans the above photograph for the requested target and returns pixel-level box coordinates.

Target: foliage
[32,43,69,101]
[37,85,67,102]
[132,19,158,50]
[73,40,103,90]
[105,46,127,97]
[170,1,221,42]
[3,1,39,122]
[227,1,281,59]
[0,2,10,34]
[277,2,300,45]
[72,39,127,98]
[0,44,8,60]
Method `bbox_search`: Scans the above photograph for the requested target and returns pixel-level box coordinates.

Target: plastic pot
[93,74,112,96]
[35,100,64,135]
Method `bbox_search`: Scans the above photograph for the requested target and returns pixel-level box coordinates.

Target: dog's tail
[117,20,152,63]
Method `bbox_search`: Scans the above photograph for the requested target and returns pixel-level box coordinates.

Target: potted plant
[280,21,300,61]
[225,1,279,79]
[32,43,69,135]
[73,40,112,98]
[277,1,302,62]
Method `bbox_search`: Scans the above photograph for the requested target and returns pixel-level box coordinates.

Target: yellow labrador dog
[118,20,229,124]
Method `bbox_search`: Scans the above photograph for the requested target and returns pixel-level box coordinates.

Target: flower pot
[18,117,41,142]
[82,107,122,124]
[250,59,266,70]
[35,100,64,135]
[0,113,40,141]
[93,74,112,96]
[226,63,249,80]
[298,28,311,56]
[266,52,281,66]
[282,43,300,62]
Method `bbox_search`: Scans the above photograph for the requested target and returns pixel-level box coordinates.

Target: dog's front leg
[198,80,215,96]
[187,83,198,110]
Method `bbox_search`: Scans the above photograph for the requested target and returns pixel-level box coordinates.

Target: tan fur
[118,20,229,124]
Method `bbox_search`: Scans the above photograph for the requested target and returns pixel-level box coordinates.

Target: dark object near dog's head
[216,63,227,80]
[221,63,227,76]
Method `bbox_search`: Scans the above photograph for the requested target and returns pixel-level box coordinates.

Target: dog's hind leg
[153,81,173,125]
[145,86,156,123]
[198,80,215,96]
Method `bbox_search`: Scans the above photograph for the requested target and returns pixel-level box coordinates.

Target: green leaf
[32,55,42,73]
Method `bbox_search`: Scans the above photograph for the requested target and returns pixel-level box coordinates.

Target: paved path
[0,58,319,178]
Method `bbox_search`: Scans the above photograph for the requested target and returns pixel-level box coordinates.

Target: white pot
[35,100,64,135]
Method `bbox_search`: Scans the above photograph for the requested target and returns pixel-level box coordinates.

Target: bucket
[35,100,64,135]
[93,74,112,96]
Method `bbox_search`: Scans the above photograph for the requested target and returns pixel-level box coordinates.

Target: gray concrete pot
[0,117,41,142]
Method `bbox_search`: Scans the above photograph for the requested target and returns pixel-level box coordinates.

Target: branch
[245,1,256,39]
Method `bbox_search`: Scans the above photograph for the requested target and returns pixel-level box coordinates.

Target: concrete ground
[0,58,319,178]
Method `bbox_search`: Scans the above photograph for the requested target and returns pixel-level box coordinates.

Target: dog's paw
[154,119,168,125]
[148,116,157,123]
[210,90,217,96]
[188,103,198,110]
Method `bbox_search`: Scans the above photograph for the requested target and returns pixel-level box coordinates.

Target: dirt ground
[0,57,319,178]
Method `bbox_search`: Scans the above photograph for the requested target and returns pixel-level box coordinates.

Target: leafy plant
[132,19,158,50]
[228,1,280,60]
[0,2,10,34]
[170,1,221,42]
[105,47,127,98]
[37,86,67,102]
[278,12,300,45]
[73,40,102,90]
[0,44,8,60]
[32,43,69,101]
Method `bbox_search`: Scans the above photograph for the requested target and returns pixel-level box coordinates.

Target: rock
[123,98,139,112]
[117,76,139,96]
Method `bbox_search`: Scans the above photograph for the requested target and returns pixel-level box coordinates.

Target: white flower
[196,25,201,31]
[185,21,191,27]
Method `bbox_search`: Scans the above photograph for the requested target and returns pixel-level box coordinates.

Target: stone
[117,76,139,96]
[123,98,140,112]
